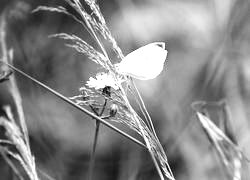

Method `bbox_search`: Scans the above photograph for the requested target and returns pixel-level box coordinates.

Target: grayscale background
[0,0,250,180]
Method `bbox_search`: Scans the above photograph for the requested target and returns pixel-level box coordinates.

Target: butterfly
[116,42,168,80]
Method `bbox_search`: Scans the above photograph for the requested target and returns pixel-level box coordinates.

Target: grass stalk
[118,85,167,180]
[0,147,25,180]
[0,61,146,149]
[88,99,107,180]
[88,120,100,180]
[33,1,175,179]
[1,13,39,180]
[130,79,157,137]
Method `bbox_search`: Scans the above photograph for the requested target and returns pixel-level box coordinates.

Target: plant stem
[0,147,24,180]
[88,99,107,180]
[88,120,100,180]
[0,61,146,149]
[118,83,167,180]
[130,79,157,137]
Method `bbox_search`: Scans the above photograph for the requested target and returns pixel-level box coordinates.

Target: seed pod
[102,86,111,97]
[109,104,118,117]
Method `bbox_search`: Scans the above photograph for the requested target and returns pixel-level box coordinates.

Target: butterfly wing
[117,42,167,80]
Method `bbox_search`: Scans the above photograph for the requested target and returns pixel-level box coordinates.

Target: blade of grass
[0,147,25,180]
[37,169,56,180]
[0,61,146,149]
[130,79,157,137]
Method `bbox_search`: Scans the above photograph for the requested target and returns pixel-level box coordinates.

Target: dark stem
[88,120,100,180]
[88,99,107,180]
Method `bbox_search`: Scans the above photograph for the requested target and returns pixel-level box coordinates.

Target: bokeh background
[0,0,250,179]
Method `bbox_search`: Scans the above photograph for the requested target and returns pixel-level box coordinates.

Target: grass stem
[0,61,146,149]
[88,120,100,180]
[88,99,107,180]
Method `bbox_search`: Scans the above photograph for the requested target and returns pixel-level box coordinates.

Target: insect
[116,42,168,80]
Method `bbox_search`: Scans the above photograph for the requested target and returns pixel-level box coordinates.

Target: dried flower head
[86,72,120,90]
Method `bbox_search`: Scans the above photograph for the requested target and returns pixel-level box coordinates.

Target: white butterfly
[116,42,168,80]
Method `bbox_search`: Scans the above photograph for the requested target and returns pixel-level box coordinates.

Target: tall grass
[0,1,249,180]
[192,100,248,180]
[0,11,39,180]
[1,0,175,180]
[33,1,175,180]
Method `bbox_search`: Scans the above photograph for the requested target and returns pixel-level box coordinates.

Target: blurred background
[0,0,250,179]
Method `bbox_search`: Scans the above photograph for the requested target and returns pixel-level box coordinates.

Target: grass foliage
[0,0,249,180]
